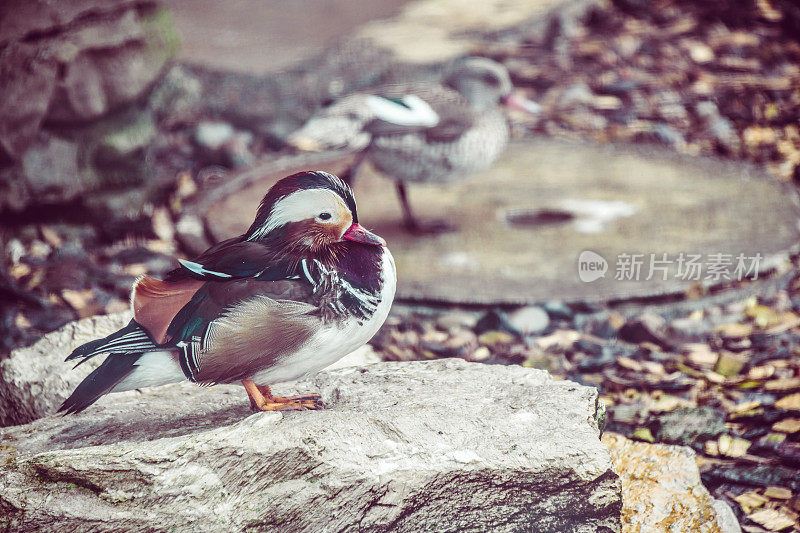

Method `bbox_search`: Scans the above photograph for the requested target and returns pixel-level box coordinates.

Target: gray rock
[713,499,742,533]
[20,137,83,204]
[148,64,203,119]
[0,1,178,158]
[95,110,156,160]
[654,407,727,447]
[0,353,620,531]
[0,312,134,427]
[667,316,711,342]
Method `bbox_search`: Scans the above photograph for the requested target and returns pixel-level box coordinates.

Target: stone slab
[0,357,619,531]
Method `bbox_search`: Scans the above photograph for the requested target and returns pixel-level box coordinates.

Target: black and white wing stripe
[65,319,159,367]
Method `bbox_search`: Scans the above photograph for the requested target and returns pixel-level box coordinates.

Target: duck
[288,57,540,234]
[59,171,396,414]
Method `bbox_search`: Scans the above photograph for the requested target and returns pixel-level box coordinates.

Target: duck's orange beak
[343,223,386,246]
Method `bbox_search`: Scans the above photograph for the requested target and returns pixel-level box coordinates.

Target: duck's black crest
[246,171,357,239]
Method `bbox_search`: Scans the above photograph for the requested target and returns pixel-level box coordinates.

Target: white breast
[249,247,397,385]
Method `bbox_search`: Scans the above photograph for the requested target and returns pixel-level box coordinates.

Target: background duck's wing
[363,84,476,143]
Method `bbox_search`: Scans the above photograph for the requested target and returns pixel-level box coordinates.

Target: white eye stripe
[249,189,350,239]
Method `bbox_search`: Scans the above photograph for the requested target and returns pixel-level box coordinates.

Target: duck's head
[245,171,385,257]
[446,57,540,114]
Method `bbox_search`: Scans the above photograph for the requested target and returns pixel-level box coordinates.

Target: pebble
[470,346,491,361]
[506,306,550,336]
[558,82,594,108]
[542,300,573,321]
[688,42,715,63]
[194,121,235,150]
[655,406,727,446]
[577,345,616,372]
[435,311,478,331]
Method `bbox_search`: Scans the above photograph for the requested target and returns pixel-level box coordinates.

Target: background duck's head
[245,171,385,257]
[446,57,540,114]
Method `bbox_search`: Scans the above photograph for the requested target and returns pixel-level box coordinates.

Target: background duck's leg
[395,181,456,235]
[341,149,369,186]
[242,379,320,411]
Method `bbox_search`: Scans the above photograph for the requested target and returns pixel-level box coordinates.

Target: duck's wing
[288,84,476,150]
[133,238,299,344]
[164,239,278,281]
[164,277,318,384]
[363,84,476,143]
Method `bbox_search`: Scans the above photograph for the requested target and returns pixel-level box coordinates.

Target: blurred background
[2,0,800,528]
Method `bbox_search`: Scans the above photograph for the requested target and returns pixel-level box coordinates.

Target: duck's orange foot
[242,379,324,412]
[256,397,322,411]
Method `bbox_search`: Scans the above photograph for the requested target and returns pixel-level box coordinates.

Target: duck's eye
[319,212,332,220]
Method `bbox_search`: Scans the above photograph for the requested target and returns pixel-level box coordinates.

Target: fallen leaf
[715,352,746,377]
[14,313,31,329]
[478,331,515,347]
[748,508,795,531]
[775,393,800,411]
[641,361,665,375]
[764,487,792,500]
[650,394,683,413]
[734,490,768,513]
[765,378,800,392]
[715,323,753,338]
[618,357,644,372]
[704,439,719,456]
[718,434,751,458]
[745,303,781,328]
[731,400,761,414]
[686,344,719,367]
[536,330,580,350]
[630,428,654,442]
[748,365,775,380]
[39,225,62,248]
[60,289,97,318]
[772,418,800,434]
[9,263,31,279]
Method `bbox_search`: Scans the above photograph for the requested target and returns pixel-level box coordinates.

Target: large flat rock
[164,0,591,74]
[0,356,619,531]
[205,139,800,305]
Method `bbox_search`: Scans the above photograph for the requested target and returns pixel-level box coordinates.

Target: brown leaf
[775,393,800,411]
[764,487,792,500]
[747,508,795,531]
[772,418,800,434]
[734,490,768,513]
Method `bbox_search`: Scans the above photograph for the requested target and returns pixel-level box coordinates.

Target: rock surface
[0,0,178,213]
[0,357,619,531]
[602,433,740,533]
[0,312,134,427]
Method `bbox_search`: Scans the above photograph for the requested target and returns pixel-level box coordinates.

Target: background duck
[288,57,540,234]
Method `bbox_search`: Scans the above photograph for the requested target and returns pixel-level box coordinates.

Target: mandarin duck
[60,171,395,414]
[288,57,540,234]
